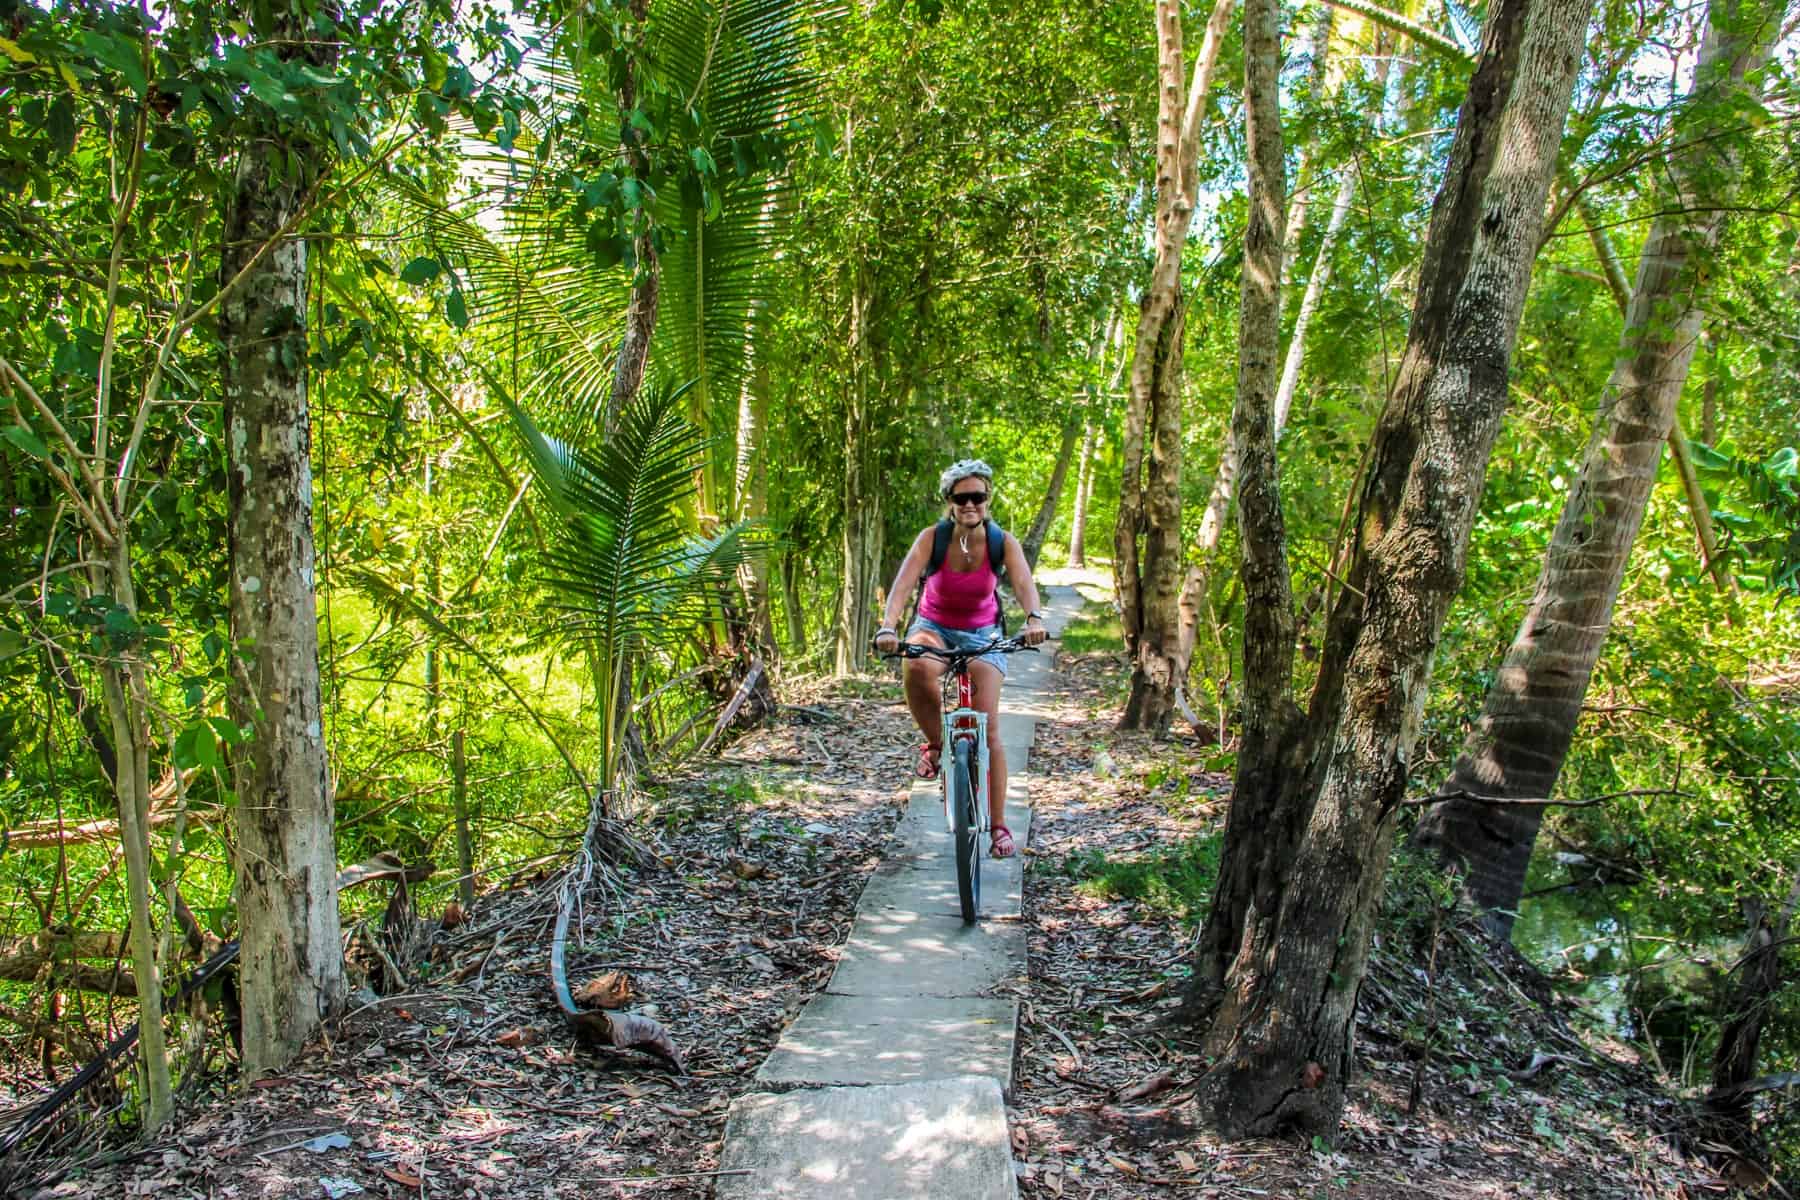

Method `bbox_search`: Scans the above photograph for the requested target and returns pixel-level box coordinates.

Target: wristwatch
[1027,611,1045,622]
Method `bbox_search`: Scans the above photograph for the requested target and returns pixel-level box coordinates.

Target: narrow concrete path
[716,586,1086,1199]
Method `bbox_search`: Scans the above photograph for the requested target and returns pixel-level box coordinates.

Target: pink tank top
[919,557,1000,630]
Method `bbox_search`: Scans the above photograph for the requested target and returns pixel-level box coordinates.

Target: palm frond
[375,170,629,433]
[507,383,760,656]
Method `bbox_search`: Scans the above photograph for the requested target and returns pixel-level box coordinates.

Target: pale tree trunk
[1178,49,1398,664]
[735,354,778,659]
[222,39,346,1078]
[91,548,172,1127]
[1413,0,1777,932]
[1022,418,1081,569]
[835,268,882,673]
[1189,0,1590,1140]
[1068,422,1098,567]
[1115,0,1235,733]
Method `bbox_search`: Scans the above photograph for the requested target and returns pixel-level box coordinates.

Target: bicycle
[881,636,1037,924]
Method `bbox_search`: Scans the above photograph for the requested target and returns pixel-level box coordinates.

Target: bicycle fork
[942,672,989,836]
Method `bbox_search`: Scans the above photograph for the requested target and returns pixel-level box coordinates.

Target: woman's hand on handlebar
[874,627,901,655]
[1021,616,1049,647]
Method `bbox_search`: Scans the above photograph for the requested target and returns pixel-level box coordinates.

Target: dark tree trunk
[1022,418,1081,569]
[221,22,345,1080]
[605,0,658,436]
[1701,862,1800,1147]
[1189,0,1590,1141]
[1411,0,1777,935]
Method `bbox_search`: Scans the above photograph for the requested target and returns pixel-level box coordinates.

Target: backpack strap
[985,519,1006,581]
[923,517,954,580]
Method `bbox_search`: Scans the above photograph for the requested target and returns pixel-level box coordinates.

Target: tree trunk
[1022,418,1081,569]
[781,550,809,657]
[222,61,346,1078]
[1068,422,1097,568]
[92,544,172,1126]
[1190,0,1590,1141]
[1116,0,1235,733]
[1704,861,1800,1135]
[835,269,882,674]
[605,0,658,437]
[1178,50,1397,664]
[1411,0,1775,934]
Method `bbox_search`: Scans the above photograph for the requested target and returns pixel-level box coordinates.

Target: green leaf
[45,96,76,155]
[2,426,49,460]
[445,288,469,329]
[400,256,442,285]
[0,629,25,661]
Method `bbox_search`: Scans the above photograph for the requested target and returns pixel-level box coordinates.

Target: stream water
[1510,854,1737,1071]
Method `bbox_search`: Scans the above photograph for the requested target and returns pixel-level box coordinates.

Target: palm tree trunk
[1191,0,1590,1139]
[605,0,659,437]
[836,268,881,673]
[1411,0,1776,934]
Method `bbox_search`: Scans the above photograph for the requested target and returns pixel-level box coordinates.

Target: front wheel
[950,738,981,924]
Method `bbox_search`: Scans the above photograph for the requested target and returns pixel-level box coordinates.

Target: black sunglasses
[949,491,989,506]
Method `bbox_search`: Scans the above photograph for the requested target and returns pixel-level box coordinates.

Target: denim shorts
[906,617,1008,677]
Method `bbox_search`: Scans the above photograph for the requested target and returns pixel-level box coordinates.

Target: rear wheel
[950,738,981,924]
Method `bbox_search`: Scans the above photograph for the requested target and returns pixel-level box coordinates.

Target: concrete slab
[855,851,1024,919]
[890,780,1032,867]
[826,906,1027,998]
[716,1078,1018,1200]
[756,995,1019,1089]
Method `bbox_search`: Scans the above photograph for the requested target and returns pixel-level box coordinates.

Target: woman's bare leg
[902,630,948,748]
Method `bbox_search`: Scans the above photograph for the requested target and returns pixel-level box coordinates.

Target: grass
[1063,833,1222,925]
[1057,604,1124,654]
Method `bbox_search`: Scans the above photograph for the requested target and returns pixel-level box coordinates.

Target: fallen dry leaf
[382,1167,423,1188]
[574,970,636,1009]
[495,1027,538,1048]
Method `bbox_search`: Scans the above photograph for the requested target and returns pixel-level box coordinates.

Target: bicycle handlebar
[875,636,1040,662]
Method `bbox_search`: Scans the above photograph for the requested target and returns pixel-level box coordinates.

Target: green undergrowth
[1062,833,1222,925]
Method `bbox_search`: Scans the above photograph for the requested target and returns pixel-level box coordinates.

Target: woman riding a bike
[873,459,1050,859]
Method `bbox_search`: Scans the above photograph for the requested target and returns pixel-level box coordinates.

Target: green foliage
[509,384,758,791]
[1063,834,1221,926]
[1692,443,1800,597]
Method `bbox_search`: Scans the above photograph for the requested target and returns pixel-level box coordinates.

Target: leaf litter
[1012,643,1732,1199]
[20,656,1750,1199]
[34,679,920,1200]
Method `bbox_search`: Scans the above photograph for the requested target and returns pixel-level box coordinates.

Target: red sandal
[990,824,1016,859]
[916,743,942,780]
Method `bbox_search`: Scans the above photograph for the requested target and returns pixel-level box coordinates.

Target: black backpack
[922,517,1009,634]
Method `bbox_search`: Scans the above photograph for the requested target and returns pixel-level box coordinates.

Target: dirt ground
[3,647,1751,1200]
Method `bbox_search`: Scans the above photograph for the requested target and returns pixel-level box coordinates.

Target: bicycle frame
[942,667,988,838]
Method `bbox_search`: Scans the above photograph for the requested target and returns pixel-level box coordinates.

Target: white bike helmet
[938,458,994,499]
